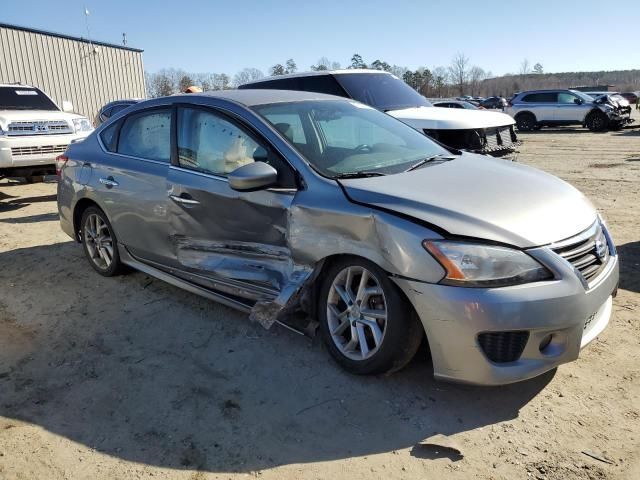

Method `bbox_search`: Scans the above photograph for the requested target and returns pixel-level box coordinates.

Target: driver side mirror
[62,100,74,112]
[228,161,278,192]
[574,98,583,105]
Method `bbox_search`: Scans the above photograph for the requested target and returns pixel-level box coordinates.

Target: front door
[166,105,298,300]
[555,92,587,122]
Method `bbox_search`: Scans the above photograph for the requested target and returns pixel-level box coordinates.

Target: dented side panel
[166,167,301,302]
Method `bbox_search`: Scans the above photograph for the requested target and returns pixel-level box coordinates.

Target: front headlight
[72,117,94,133]
[423,240,552,287]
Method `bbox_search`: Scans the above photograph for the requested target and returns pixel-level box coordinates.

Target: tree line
[145,53,640,99]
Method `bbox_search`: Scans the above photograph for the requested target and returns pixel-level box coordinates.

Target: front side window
[118,109,171,162]
[254,100,450,177]
[177,107,297,187]
[177,107,259,176]
[558,92,578,104]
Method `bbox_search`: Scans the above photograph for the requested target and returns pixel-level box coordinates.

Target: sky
[2,0,639,77]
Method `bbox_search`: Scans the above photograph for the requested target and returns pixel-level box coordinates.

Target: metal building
[0,22,145,123]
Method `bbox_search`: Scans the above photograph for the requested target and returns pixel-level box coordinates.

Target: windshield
[335,73,432,111]
[253,100,450,178]
[0,87,59,111]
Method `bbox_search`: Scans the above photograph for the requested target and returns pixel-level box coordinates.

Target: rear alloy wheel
[318,258,423,375]
[516,113,536,132]
[81,206,122,276]
[586,111,608,132]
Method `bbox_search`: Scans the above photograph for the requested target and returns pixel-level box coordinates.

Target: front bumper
[394,244,619,386]
[0,133,89,170]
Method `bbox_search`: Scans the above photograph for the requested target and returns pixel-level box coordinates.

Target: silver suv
[506,89,633,132]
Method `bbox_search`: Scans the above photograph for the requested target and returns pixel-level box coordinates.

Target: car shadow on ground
[0,242,554,474]
[617,241,640,294]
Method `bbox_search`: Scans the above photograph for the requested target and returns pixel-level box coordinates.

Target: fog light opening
[539,334,553,353]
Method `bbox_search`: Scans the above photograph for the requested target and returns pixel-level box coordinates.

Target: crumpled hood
[0,109,84,130]
[339,154,596,248]
[387,106,516,131]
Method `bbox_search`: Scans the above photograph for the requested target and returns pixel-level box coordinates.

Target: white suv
[0,84,94,181]
[506,89,633,132]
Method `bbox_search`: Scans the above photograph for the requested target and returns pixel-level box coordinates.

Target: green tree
[178,75,195,93]
[370,59,391,72]
[533,63,544,74]
[285,59,297,74]
[270,64,286,76]
[350,53,367,69]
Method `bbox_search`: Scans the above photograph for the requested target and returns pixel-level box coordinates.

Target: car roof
[171,89,349,107]
[241,69,394,86]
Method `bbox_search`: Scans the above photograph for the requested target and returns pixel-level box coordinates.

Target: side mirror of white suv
[62,100,74,112]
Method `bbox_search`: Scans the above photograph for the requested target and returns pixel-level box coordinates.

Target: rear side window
[100,122,120,152]
[521,93,557,103]
[117,109,171,162]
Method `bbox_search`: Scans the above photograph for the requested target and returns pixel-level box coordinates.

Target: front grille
[7,120,73,136]
[551,223,610,284]
[478,331,529,363]
[11,144,68,156]
[482,125,520,154]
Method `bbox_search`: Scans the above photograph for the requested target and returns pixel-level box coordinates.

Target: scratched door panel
[167,167,294,295]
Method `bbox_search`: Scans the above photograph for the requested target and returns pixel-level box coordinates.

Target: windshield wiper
[405,154,455,172]
[333,171,387,179]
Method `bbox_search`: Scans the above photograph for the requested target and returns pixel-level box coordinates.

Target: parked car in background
[481,96,508,110]
[57,90,618,385]
[0,84,93,181]
[96,99,142,125]
[506,89,633,132]
[241,70,520,158]
[433,100,481,110]
[620,92,638,105]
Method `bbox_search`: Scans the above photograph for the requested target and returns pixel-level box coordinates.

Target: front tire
[586,111,608,132]
[515,112,536,132]
[80,206,123,276]
[318,257,423,375]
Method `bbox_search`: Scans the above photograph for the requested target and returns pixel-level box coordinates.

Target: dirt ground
[1,115,639,480]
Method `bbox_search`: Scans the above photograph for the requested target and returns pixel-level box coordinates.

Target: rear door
[520,92,557,121]
[165,105,298,299]
[94,107,173,265]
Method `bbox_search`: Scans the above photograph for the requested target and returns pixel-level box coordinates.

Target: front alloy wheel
[318,258,423,375]
[327,266,388,361]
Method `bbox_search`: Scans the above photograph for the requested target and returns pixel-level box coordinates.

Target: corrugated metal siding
[0,25,145,123]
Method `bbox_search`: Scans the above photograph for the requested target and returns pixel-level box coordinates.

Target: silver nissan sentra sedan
[56,90,619,385]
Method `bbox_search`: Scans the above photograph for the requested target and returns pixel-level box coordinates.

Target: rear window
[0,86,59,111]
[521,92,557,103]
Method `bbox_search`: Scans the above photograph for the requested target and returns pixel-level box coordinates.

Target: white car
[239,70,520,158]
[0,84,94,181]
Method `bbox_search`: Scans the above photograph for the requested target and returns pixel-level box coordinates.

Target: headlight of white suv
[423,240,552,287]
[72,117,94,133]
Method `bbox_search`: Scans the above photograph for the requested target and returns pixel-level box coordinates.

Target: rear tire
[317,257,423,375]
[516,112,536,132]
[586,111,608,132]
[80,206,123,277]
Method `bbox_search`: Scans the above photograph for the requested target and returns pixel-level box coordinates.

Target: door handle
[99,176,119,188]
[169,194,200,205]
